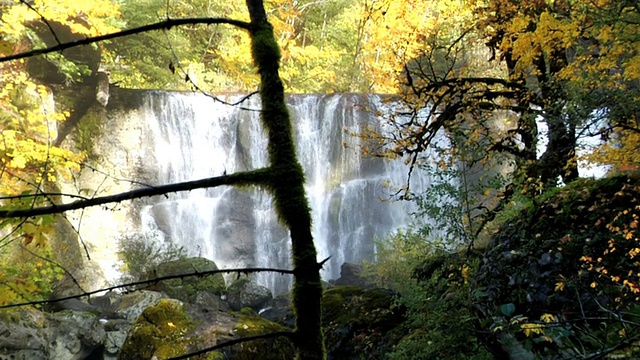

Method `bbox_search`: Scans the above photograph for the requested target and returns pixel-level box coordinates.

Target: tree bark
[245,1,325,359]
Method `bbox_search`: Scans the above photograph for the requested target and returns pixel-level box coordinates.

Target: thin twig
[19,245,86,294]
[0,265,294,310]
[0,17,253,64]
[19,0,62,45]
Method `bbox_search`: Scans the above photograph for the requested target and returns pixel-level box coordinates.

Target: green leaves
[500,303,516,317]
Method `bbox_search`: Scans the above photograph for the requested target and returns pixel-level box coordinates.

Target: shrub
[115,232,187,285]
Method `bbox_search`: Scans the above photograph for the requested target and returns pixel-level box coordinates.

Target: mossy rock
[146,257,225,302]
[222,314,294,359]
[118,299,194,360]
[322,286,405,359]
[476,173,640,357]
[226,277,272,311]
[118,298,292,360]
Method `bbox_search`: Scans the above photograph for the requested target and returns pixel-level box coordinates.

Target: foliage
[0,0,118,305]
[115,232,187,285]
[358,0,640,257]
[475,174,640,358]
[364,231,492,359]
[320,286,404,359]
[0,240,65,306]
[104,0,369,93]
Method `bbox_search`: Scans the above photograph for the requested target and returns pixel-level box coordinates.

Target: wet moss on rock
[223,313,294,360]
[118,299,194,360]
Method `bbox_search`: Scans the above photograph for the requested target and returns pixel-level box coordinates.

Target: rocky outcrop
[47,310,105,360]
[322,286,405,359]
[118,298,294,360]
[1,277,407,359]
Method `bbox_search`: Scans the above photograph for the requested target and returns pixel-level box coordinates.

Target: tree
[0,1,326,358]
[359,0,639,243]
[0,0,119,304]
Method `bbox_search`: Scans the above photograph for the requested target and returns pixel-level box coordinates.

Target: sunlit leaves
[360,0,475,93]
[0,0,120,40]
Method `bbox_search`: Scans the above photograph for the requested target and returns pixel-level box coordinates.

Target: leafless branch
[161,29,261,109]
[19,0,62,45]
[0,265,294,310]
[0,168,272,218]
[0,17,253,64]
[0,192,90,201]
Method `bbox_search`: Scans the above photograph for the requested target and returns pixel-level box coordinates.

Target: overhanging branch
[0,17,253,64]
[0,168,272,218]
[0,265,294,310]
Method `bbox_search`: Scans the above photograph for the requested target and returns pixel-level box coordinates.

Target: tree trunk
[245,1,325,359]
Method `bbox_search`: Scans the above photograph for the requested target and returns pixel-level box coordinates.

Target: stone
[113,290,167,321]
[322,286,405,359]
[259,292,294,328]
[475,174,640,358]
[0,308,48,360]
[118,298,293,360]
[144,257,226,302]
[333,262,373,288]
[194,291,231,312]
[226,277,273,311]
[47,310,106,360]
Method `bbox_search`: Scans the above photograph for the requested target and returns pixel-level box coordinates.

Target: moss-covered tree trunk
[245,1,325,359]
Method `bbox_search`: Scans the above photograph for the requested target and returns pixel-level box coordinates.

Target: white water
[136,93,428,295]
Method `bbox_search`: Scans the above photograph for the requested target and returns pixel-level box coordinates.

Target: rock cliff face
[59,90,429,294]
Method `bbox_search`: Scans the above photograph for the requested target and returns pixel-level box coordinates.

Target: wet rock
[226,277,273,311]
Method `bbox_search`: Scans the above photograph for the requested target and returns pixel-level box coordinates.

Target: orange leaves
[580,204,640,298]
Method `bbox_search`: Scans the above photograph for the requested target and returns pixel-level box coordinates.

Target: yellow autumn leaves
[0,70,84,196]
[0,0,120,40]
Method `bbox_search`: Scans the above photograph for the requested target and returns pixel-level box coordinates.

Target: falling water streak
[137,93,429,295]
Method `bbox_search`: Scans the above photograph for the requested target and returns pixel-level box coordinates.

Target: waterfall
[135,92,427,295]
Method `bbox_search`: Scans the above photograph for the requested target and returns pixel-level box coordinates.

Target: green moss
[239,307,257,316]
[249,20,324,360]
[227,314,294,360]
[250,25,281,71]
[118,299,194,360]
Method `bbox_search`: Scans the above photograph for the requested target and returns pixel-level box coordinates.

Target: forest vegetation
[0,0,639,358]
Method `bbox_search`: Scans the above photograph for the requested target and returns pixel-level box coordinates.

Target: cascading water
[136,92,428,295]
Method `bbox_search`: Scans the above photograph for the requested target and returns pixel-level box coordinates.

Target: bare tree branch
[19,0,62,45]
[0,17,253,64]
[0,265,294,310]
[0,168,272,218]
